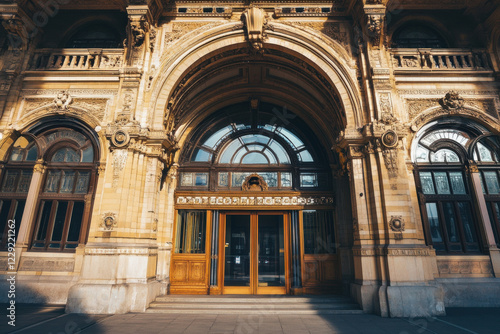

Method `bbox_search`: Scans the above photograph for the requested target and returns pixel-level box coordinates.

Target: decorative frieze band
[176,195,334,206]
[85,247,158,255]
[352,247,433,256]
[437,258,493,277]
[18,258,75,272]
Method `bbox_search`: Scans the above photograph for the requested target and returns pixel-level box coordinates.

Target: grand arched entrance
[161,35,354,294]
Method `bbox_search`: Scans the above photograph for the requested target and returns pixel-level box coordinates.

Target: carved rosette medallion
[389,216,405,232]
[111,129,130,148]
[101,212,117,231]
[381,129,398,148]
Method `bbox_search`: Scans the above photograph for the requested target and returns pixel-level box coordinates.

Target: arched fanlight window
[179,103,329,190]
[0,136,38,249]
[218,134,291,165]
[392,24,447,48]
[29,127,97,251]
[413,122,485,254]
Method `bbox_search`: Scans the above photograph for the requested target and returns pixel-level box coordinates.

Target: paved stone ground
[1,305,499,334]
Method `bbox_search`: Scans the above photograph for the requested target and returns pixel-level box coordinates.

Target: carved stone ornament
[101,212,117,231]
[53,91,73,111]
[130,17,149,48]
[440,91,464,110]
[111,129,130,148]
[367,15,382,47]
[242,7,267,50]
[242,173,269,191]
[389,216,405,232]
[382,148,398,178]
[381,129,398,148]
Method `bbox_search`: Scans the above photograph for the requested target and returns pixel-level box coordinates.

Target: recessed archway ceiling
[168,45,347,148]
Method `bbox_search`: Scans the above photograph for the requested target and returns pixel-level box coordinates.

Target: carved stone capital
[33,161,45,174]
[467,162,479,173]
[348,145,365,159]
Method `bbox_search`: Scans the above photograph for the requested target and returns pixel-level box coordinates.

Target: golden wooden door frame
[220,211,290,295]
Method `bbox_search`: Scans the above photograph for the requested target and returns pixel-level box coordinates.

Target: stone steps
[146,295,363,315]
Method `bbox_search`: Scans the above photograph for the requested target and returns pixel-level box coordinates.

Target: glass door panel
[222,212,288,295]
[257,215,285,288]
[224,214,251,293]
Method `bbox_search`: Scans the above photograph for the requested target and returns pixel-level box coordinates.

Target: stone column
[156,163,177,283]
[14,160,45,270]
[469,164,500,276]
[346,145,382,313]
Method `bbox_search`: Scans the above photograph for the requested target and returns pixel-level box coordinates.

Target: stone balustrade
[30,49,124,70]
[391,49,491,71]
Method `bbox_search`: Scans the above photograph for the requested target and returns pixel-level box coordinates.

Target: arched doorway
[171,102,339,295]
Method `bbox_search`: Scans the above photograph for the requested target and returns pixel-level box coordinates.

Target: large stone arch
[147,21,363,139]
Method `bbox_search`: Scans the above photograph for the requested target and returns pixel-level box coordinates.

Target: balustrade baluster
[438,56,445,68]
[460,55,468,68]
[77,56,85,68]
[93,55,101,68]
[56,55,65,68]
[445,56,453,69]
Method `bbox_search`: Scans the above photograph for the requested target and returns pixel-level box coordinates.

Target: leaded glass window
[29,127,97,251]
[178,103,330,191]
[414,123,484,254]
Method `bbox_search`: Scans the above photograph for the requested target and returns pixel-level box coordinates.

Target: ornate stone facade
[0,0,499,318]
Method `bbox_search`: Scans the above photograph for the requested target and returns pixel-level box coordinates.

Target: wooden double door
[221,211,289,295]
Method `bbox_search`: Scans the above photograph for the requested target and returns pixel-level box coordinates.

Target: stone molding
[353,247,433,256]
[437,258,493,277]
[84,247,158,255]
[18,257,75,272]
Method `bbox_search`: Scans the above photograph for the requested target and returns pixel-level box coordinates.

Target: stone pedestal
[351,283,445,317]
[65,244,166,314]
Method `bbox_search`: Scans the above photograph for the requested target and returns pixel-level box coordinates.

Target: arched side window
[0,136,38,249]
[413,122,487,254]
[30,128,97,251]
[472,135,500,248]
[392,24,447,48]
[65,23,122,49]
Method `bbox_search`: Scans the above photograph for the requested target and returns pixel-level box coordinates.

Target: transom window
[179,103,330,191]
[413,119,496,254]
